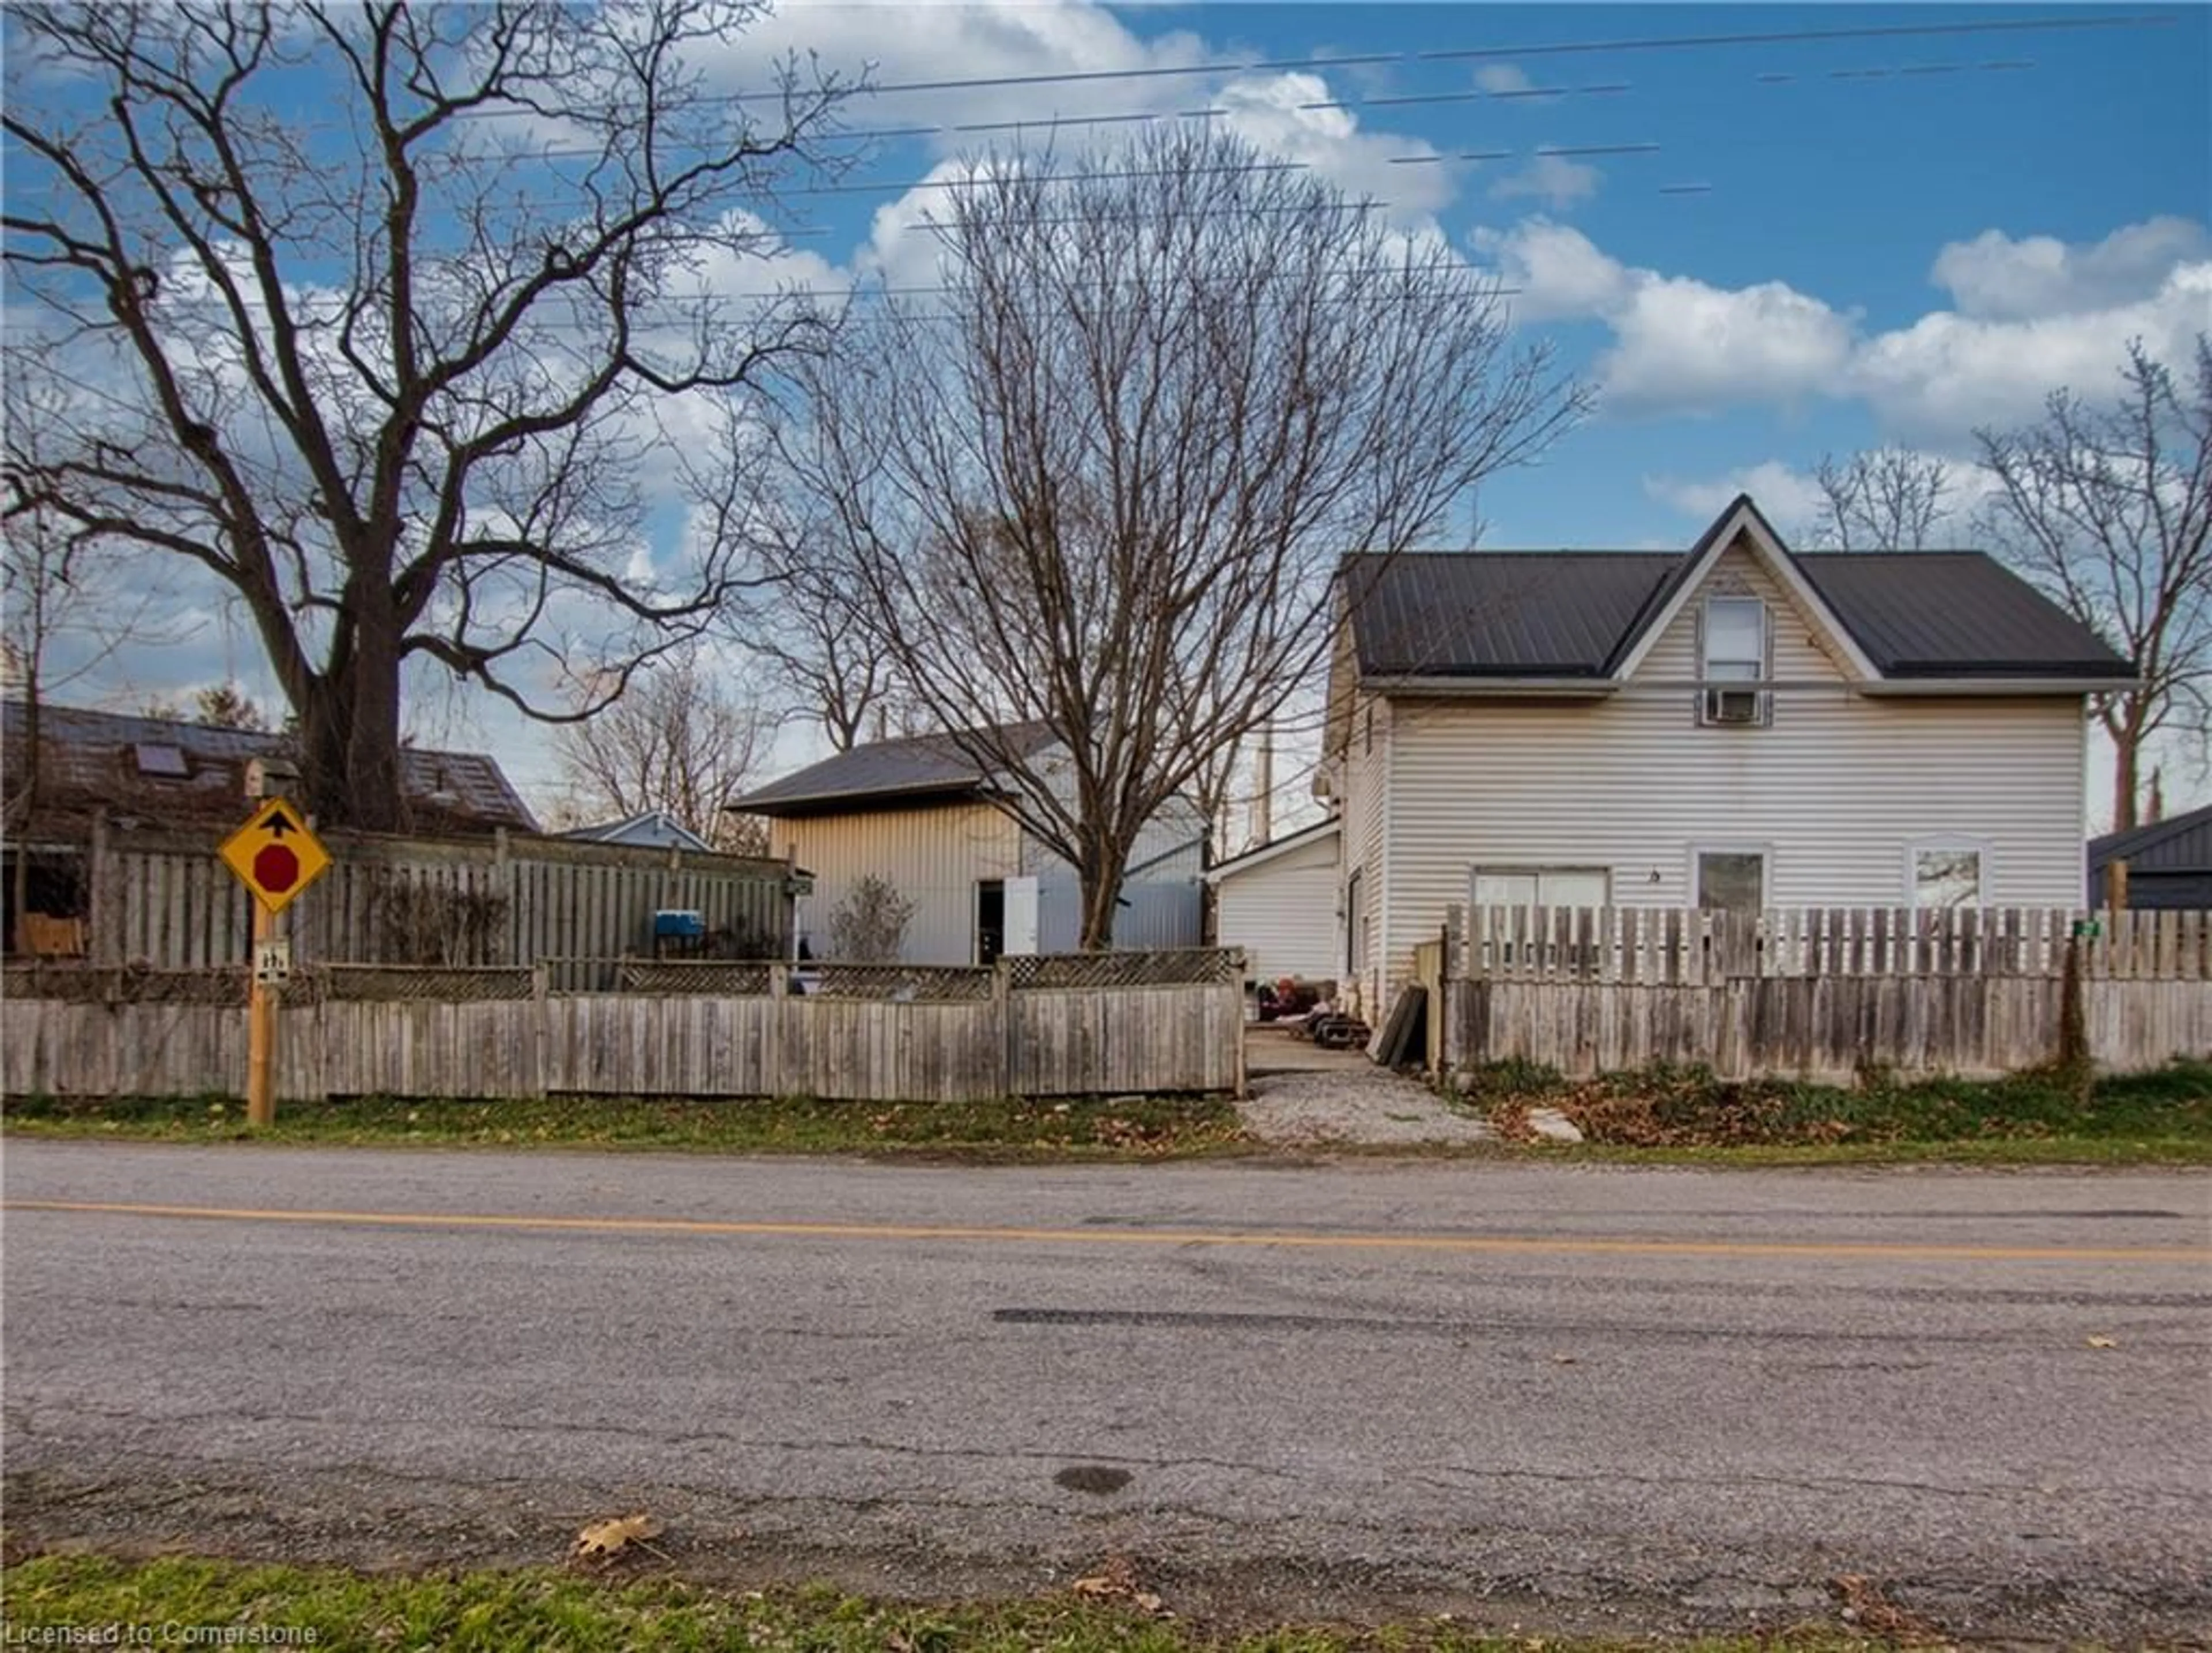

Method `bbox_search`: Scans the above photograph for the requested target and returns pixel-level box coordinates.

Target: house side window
[1695,850,1766,916]
[1470,867,1611,911]
[1699,595,1769,727]
[1911,845,1984,910]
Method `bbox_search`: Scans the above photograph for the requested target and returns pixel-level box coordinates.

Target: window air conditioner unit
[1705,687,1763,725]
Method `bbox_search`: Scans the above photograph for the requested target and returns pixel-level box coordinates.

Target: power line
[679,12,2165,105]
[1412,13,2165,63]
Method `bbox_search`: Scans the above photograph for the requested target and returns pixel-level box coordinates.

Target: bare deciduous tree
[1809,448,1956,550]
[736,524,910,752]
[787,127,1584,948]
[1976,336,2212,831]
[554,645,774,853]
[2,2,852,830]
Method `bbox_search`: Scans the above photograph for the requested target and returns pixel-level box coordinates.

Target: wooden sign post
[218,797,332,1127]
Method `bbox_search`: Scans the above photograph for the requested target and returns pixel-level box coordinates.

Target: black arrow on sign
[264,807,297,837]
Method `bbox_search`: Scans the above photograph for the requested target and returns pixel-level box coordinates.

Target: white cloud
[1472,218,1853,411]
[1853,262,2211,440]
[1469,218,1630,320]
[1487,152,1599,211]
[1214,72,1452,218]
[711,0,1215,139]
[1645,453,2007,541]
[1608,274,1854,413]
[1642,462,1831,534]
[1930,217,2212,320]
[1475,213,2209,434]
[1474,63,1540,97]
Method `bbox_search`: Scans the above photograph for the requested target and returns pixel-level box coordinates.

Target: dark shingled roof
[2,699,539,834]
[2088,804,2212,876]
[1343,532,2131,683]
[728,720,1059,816]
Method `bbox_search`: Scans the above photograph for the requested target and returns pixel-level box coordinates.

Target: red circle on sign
[253,844,300,893]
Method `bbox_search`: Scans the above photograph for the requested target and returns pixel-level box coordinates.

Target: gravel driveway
[1238,1027,1493,1146]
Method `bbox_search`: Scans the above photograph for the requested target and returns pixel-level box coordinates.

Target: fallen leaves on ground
[1070,1552,1168,1617]
[1830,1573,1948,1642]
[570,1512,663,1564]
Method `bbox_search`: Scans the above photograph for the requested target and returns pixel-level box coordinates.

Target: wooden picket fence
[1460,905,2209,984]
[0,949,1248,1103]
[1446,905,2212,1081]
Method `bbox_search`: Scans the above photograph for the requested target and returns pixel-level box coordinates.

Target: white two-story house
[1320,494,2135,1009]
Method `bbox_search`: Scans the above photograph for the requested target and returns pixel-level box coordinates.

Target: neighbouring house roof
[561,809,714,853]
[1203,816,1341,884]
[2,699,539,835]
[2088,804,2212,876]
[726,720,1060,818]
[1340,494,2133,685]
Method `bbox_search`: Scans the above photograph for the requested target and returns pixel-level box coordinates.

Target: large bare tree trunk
[3,3,850,830]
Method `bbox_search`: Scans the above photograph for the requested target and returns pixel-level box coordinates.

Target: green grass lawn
[1455,1057,2212,1164]
[0,1088,1249,1159]
[0,1555,1890,1653]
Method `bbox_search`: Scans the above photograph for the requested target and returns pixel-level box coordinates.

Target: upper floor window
[1700,595,1769,727]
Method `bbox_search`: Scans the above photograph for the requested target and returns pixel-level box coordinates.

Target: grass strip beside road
[0,1089,1249,1159]
[0,1555,1892,1652]
[1456,1057,2212,1163]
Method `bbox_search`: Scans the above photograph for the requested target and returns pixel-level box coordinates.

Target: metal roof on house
[726,720,1060,816]
[1343,553,1679,678]
[1342,501,2131,683]
[2,699,539,834]
[2088,804,2212,875]
[1790,554,2131,678]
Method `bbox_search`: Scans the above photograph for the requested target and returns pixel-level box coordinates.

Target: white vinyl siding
[1214,827,1342,985]
[775,801,1022,965]
[1339,691,1392,1012]
[1359,536,2091,996]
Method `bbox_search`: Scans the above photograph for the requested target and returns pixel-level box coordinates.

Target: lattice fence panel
[1005,948,1244,990]
[615,960,774,996]
[289,964,536,1004]
[804,963,997,1002]
[1,964,248,1007]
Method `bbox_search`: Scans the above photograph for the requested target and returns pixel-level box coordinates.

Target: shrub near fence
[0,949,1247,1104]
[1446,905,2212,1082]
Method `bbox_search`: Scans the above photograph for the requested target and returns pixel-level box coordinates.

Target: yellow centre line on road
[5,1198,2206,1264]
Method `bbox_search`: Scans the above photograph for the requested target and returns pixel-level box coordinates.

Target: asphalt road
[5,1141,2209,1641]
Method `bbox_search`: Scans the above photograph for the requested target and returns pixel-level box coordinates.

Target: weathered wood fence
[71,819,797,969]
[0,949,1247,1103]
[1446,906,2212,1081]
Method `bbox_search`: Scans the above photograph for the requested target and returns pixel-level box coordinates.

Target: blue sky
[9,3,2208,817]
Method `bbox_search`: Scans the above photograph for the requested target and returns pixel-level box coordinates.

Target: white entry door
[1003,875,1040,956]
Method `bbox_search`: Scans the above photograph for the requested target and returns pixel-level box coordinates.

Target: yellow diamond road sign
[218,797,332,915]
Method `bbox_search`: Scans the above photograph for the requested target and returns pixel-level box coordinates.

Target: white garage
[1206,816,1341,986]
